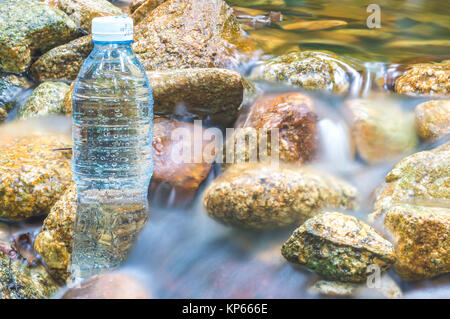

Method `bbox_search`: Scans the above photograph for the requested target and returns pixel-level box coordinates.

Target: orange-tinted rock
[150,117,215,205]
[414,99,450,142]
[394,60,450,96]
[223,93,318,167]
[62,273,150,299]
[131,0,167,24]
[132,0,252,71]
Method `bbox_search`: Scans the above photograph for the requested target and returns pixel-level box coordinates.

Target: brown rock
[223,92,318,167]
[394,60,450,96]
[203,163,357,229]
[0,133,72,220]
[150,117,214,205]
[132,0,252,71]
[344,98,419,164]
[384,204,450,281]
[148,68,244,126]
[131,0,167,24]
[42,0,124,33]
[62,273,150,299]
[31,35,93,82]
[414,99,450,142]
[369,142,450,223]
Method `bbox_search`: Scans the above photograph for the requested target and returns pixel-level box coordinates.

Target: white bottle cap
[92,16,133,42]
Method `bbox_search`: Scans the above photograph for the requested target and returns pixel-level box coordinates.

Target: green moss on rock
[18,81,70,119]
[0,0,79,73]
[282,212,395,283]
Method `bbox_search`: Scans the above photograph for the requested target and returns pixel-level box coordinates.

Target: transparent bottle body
[71,41,153,278]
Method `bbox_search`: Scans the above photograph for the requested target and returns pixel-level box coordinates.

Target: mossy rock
[18,81,70,119]
[0,0,79,73]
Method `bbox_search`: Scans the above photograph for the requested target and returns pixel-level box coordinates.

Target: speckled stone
[0,250,58,299]
[282,212,395,283]
[42,0,124,33]
[34,183,76,282]
[131,0,166,24]
[203,163,357,229]
[0,133,72,220]
[344,98,419,164]
[31,35,93,82]
[222,92,318,168]
[414,99,450,142]
[369,142,450,223]
[395,60,450,96]
[132,0,253,71]
[18,81,70,119]
[250,51,360,94]
[0,0,79,73]
[384,204,450,281]
[147,68,244,125]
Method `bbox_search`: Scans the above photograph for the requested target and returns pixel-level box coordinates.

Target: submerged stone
[31,35,93,82]
[0,133,72,220]
[132,0,252,71]
[0,250,58,299]
[344,98,419,164]
[0,0,79,73]
[394,60,450,96]
[369,142,450,223]
[282,212,395,283]
[42,0,124,33]
[18,81,70,119]
[222,92,318,167]
[62,273,150,299]
[203,163,357,229]
[250,51,360,94]
[147,68,244,125]
[414,99,450,142]
[384,204,450,281]
[0,73,34,122]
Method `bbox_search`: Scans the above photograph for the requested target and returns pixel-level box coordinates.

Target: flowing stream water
[1,0,449,298]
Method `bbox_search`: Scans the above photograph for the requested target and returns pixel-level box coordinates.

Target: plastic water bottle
[71,16,153,278]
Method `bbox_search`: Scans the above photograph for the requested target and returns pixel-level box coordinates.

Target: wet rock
[62,272,150,299]
[223,92,318,167]
[344,98,419,164]
[42,0,124,33]
[31,35,93,82]
[129,0,147,13]
[34,184,76,282]
[0,0,79,74]
[132,0,252,71]
[203,163,357,229]
[369,142,450,223]
[0,73,34,122]
[150,117,214,205]
[309,274,402,298]
[250,51,360,94]
[282,212,395,283]
[394,60,450,96]
[414,99,450,142]
[384,204,450,281]
[131,0,167,24]
[0,133,72,220]
[18,82,70,119]
[148,68,244,125]
[0,250,58,299]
